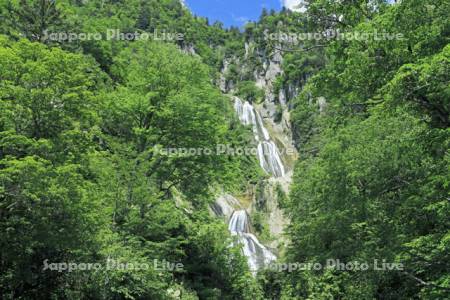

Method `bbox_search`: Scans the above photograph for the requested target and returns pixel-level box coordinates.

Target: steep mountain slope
[0,0,448,299]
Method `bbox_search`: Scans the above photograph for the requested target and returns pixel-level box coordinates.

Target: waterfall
[225,97,287,273]
[234,97,285,177]
[228,210,276,272]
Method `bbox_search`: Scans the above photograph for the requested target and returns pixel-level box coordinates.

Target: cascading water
[228,210,276,272]
[223,97,289,272]
[234,97,285,178]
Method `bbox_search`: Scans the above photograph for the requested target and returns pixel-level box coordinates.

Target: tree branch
[273,44,326,53]
[403,271,450,292]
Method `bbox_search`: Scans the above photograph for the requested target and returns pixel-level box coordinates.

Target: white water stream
[234,97,285,178]
[228,210,276,272]
[223,97,289,272]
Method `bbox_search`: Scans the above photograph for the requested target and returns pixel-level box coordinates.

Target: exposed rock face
[210,194,242,219]
[250,174,292,249]
[244,42,250,59]
[219,58,237,93]
[213,40,304,271]
[180,43,196,55]
[318,96,328,114]
[265,51,283,82]
[254,91,298,173]
[219,42,299,158]
[219,59,230,92]
[279,88,287,106]
[254,67,267,90]
[285,83,300,105]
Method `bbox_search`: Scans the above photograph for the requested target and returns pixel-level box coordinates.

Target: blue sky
[184,0,288,28]
[183,1,395,28]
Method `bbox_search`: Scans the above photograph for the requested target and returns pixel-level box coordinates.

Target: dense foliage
[0,1,264,299]
[282,0,449,299]
[0,0,448,299]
